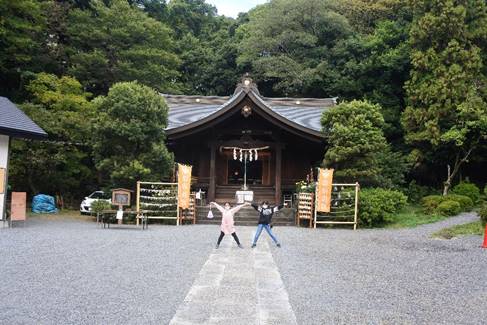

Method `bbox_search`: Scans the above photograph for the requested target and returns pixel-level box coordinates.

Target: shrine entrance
[227,159,263,185]
[165,76,333,204]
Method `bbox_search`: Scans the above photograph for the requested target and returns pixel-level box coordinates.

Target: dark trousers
[217,231,241,245]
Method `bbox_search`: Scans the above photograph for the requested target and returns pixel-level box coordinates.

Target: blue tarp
[32,194,58,214]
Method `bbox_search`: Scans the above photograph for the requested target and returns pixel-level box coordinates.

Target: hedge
[451,182,481,203]
[421,194,473,216]
[436,200,461,216]
[359,188,407,227]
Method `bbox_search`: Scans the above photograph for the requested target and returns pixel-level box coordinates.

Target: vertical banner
[316,168,334,212]
[177,163,192,209]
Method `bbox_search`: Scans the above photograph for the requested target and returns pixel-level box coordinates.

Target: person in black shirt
[251,201,283,248]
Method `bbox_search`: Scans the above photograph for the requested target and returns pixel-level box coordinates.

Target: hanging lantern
[255,149,258,161]
[233,148,237,160]
[239,149,243,162]
[249,150,253,161]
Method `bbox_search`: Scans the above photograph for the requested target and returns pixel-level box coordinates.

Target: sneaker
[215,244,219,249]
[276,243,281,248]
[251,244,256,248]
[238,244,244,249]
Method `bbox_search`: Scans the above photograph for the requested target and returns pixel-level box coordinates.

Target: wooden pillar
[208,142,216,202]
[0,135,10,222]
[274,144,282,205]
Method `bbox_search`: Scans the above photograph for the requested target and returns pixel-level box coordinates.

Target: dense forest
[1,0,486,206]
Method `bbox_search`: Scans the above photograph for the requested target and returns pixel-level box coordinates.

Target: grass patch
[432,221,484,239]
[28,209,91,221]
[385,204,447,228]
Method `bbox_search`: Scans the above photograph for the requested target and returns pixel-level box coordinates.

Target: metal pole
[244,152,247,190]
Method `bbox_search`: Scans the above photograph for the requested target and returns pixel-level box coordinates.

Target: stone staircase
[215,185,276,204]
[195,205,296,226]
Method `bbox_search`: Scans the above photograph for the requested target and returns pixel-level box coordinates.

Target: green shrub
[484,184,487,196]
[91,200,111,214]
[359,188,408,227]
[436,200,461,216]
[444,194,473,211]
[421,194,473,215]
[451,182,481,203]
[480,203,487,226]
[421,195,444,214]
[407,181,438,203]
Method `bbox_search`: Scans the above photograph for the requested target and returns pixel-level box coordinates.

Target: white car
[80,191,111,215]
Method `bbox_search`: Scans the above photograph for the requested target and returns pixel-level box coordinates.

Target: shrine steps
[195,206,296,226]
[215,185,276,204]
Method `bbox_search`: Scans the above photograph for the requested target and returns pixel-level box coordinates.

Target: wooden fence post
[353,182,359,230]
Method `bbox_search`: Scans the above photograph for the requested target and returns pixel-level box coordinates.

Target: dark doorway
[228,159,263,185]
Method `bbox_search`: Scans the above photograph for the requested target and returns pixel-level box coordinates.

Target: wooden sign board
[11,192,27,221]
[0,168,5,194]
[112,188,132,207]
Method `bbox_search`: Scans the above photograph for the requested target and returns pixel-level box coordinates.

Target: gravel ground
[0,219,217,325]
[271,213,487,324]
[1,214,485,325]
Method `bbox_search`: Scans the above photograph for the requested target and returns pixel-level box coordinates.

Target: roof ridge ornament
[233,73,260,96]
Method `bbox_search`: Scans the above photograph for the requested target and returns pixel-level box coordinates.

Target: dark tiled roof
[163,93,336,132]
[0,97,47,139]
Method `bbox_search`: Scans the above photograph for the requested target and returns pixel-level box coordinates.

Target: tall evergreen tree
[92,81,174,188]
[67,0,181,95]
[9,73,96,199]
[0,0,45,98]
[238,0,352,97]
[402,0,487,194]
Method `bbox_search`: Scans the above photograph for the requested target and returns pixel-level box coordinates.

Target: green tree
[402,0,487,195]
[131,0,168,22]
[9,73,96,201]
[321,100,408,186]
[167,0,218,38]
[238,0,352,97]
[330,0,408,33]
[67,0,181,95]
[0,0,45,98]
[93,81,174,188]
[325,20,411,141]
[177,16,243,95]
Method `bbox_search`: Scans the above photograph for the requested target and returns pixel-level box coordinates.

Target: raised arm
[273,205,284,213]
[210,202,225,213]
[251,203,260,212]
[230,202,250,214]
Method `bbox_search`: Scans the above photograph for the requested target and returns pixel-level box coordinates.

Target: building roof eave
[165,90,246,138]
[247,90,325,141]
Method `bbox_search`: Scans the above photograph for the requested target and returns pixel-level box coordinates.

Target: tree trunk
[442,146,475,195]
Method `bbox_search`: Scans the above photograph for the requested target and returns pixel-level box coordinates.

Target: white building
[0,97,47,221]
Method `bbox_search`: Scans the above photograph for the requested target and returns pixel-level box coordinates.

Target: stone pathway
[169,227,297,325]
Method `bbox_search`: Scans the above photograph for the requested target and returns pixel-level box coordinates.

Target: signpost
[111,188,133,224]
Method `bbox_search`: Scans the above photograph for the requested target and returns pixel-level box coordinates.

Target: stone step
[196,219,295,225]
[194,206,296,226]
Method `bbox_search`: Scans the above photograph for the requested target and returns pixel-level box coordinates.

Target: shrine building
[163,77,336,204]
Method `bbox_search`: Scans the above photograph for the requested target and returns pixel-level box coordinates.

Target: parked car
[80,191,111,215]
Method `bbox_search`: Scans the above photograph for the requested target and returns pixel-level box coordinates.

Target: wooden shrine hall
[163,76,336,204]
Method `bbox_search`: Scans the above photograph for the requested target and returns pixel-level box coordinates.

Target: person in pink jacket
[210,201,250,249]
